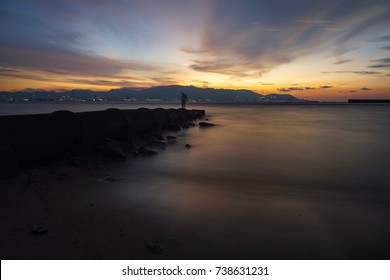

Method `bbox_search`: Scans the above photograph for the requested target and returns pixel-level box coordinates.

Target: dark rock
[0,108,206,179]
[155,134,164,141]
[32,225,47,235]
[102,175,118,182]
[182,124,189,129]
[163,123,181,131]
[100,138,127,160]
[146,243,163,254]
[74,109,127,155]
[185,144,192,148]
[166,136,177,141]
[187,122,195,127]
[0,146,19,179]
[146,139,167,150]
[138,148,158,156]
[199,122,216,128]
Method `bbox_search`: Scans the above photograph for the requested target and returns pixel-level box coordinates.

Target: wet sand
[1,157,389,260]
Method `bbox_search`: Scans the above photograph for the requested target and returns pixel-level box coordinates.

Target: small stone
[32,225,47,235]
[166,136,177,142]
[103,175,117,182]
[139,148,158,156]
[185,144,192,148]
[199,122,216,128]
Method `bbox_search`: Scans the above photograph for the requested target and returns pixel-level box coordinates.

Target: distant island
[0,85,309,103]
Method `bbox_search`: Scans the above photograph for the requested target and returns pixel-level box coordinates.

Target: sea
[1,102,390,259]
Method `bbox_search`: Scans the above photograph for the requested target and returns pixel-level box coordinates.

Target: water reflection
[108,104,390,258]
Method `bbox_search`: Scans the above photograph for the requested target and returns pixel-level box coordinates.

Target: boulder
[138,147,158,156]
[199,122,216,128]
[100,138,127,160]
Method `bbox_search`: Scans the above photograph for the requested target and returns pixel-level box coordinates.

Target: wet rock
[164,123,181,131]
[146,139,167,150]
[146,243,163,254]
[102,175,118,182]
[132,139,147,150]
[100,138,127,160]
[187,122,195,127]
[182,124,189,129]
[199,122,216,128]
[185,144,192,149]
[155,134,164,141]
[32,225,47,235]
[138,147,158,156]
[0,146,19,180]
[166,136,177,142]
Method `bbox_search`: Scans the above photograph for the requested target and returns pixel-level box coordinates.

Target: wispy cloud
[369,57,390,69]
[1,0,390,92]
[334,59,352,64]
[186,0,390,77]
[277,86,319,92]
[323,70,383,75]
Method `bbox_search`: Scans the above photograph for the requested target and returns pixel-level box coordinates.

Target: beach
[1,104,390,259]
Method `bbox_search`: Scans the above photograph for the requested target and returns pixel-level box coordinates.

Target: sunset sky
[1,0,390,101]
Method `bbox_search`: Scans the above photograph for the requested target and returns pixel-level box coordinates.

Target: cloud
[1,0,390,89]
[278,87,303,92]
[277,86,317,92]
[373,34,390,41]
[259,82,274,85]
[369,57,390,68]
[361,87,372,90]
[334,59,352,64]
[323,70,383,75]
[186,0,390,77]
[297,19,334,30]
[320,85,333,89]
[0,43,160,76]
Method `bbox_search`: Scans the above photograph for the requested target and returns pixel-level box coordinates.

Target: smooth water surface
[2,103,390,258]
[111,104,390,259]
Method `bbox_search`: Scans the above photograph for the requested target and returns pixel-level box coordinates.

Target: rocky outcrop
[199,122,216,128]
[0,108,205,179]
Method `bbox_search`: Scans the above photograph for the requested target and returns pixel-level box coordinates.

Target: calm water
[2,102,390,258]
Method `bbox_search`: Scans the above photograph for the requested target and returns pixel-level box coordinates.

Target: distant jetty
[0,108,205,179]
[348,99,390,103]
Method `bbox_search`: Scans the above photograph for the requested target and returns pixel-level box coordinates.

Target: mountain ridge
[0,85,308,103]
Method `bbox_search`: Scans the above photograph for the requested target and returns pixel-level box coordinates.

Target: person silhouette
[181,92,188,109]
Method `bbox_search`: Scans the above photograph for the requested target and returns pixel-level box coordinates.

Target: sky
[0,0,390,101]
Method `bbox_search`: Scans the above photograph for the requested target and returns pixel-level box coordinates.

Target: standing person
[181,92,188,109]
